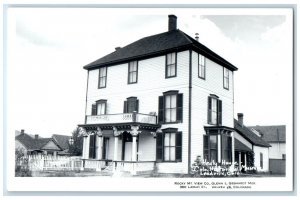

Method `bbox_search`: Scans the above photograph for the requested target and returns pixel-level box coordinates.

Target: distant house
[15,130,69,156]
[234,114,271,172]
[52,134,72,156]
[248,125,286,174]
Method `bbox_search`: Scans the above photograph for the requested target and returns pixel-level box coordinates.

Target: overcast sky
[7,8,293,137]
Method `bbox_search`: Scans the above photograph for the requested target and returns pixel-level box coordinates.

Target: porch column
[244,153,247,171]
[113,127,121,161]
[238,152,242,171]
[217,134,221,163]
[96,127,103,160]
[130,126,141,162]
[231,132,235,168]
[79,127,89,159]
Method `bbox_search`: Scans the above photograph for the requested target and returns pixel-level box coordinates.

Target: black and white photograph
[3,2,295,194]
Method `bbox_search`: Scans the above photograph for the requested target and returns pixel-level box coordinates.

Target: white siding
[253,145,269,172]
[190,51,235,163]
[138,133,156,161]
[269,142,286,159]
[86,50,190,173]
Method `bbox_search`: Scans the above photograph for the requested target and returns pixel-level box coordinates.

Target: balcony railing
[86,112,157,125]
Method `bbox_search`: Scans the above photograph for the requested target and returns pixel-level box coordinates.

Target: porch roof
[234,138,252,152]
[204,125,235,133]
[78,122,161,132]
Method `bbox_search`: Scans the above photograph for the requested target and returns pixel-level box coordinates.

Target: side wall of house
[269,142,286,159]
[253,146,269,172]
[86,50,190,174]
[190,50,234,163]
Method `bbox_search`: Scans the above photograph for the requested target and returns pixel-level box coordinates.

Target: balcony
[86,112,157,125]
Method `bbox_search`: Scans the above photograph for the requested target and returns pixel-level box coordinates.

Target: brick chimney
[20,129,25,135]
[168,15,177,31]
[35,134,39,139]
[237,113,244,126]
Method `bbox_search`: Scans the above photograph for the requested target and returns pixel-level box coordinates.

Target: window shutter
[135,99,139,112]
[175,132,182,161]
[228,136,232,162]
[123,101,128,113]
[158,96,164,123]
[91,104,97,115]
[203,135,209,161]
[218,100,222,125]
[207,97,212,124]
[156,132,163,162]
[177,93,183,122]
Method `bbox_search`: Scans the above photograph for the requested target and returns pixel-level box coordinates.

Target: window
[128,61,138,84]
[166,52,177,78]
[98,67,107,88]
[207,95,222,125]
[198,54,206,79]
[223,67,229,90]
[124,97,139,113]
[221,134,232,162]
[260,153,263,169]
[204,134,232,163]
[91,100,107,115]
[158,91,183,124]
[156,130,182,162]
[89,134,97,159]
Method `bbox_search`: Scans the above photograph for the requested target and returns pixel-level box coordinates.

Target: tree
[68,127,83,156]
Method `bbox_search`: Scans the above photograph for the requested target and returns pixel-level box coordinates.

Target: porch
[78,112,161,175]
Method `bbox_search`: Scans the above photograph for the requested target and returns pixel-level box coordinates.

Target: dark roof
[83,29,238,71]
[234,138,252,152]
[16,133,52,150]
[247,125,286,143]
[52,134,71,150]
[234,119,271,147]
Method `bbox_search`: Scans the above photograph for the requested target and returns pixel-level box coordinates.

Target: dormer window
[165,52,177,78]
[128,61,138,84]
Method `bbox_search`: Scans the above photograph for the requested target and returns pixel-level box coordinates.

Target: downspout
[84,70,90,124]
[188,50,192,174]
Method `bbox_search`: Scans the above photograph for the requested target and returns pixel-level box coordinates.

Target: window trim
[159,90,183,124]
[95,99,107,115]
[128,61,138,84]
[223,67,230,90]
[165,52,177,79]
[156,129,182,163]
[98,67,107,89]
[207,95,222,125]
[198,54,206,80]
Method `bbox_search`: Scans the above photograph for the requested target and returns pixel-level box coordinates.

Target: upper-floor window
[198,54,206,79]
[123,97,139,113]
[223,67,229,90]
[166,52,177,78]
[128,61,138,84]
[98,67,107,88]
[158,91,183,124]
[207,95,222,125]
[156,129,182,162]
[91,99,107,115]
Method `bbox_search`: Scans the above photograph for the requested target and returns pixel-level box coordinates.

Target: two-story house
[78,15,238,175]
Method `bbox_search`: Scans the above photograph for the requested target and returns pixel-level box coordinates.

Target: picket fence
[16,155,83,171]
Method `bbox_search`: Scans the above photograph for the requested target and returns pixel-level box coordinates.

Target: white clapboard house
[78,15,240,175]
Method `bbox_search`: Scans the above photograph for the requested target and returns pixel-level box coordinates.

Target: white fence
[16,155,83,171]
